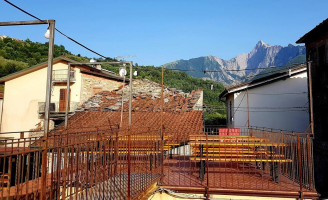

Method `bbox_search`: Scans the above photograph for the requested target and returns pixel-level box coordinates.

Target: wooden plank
[190,157,292,162]
[189,137,269,142]
[192,153,286,158]
[190,142,287,147]
[192,148,267,153]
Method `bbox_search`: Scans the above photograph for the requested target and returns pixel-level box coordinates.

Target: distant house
[219,64,309,132]
[296,17,328,198]
[0,57,125,135]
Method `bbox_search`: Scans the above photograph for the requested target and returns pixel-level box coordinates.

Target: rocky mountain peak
[255,40,271,48]
[162,41,305,86]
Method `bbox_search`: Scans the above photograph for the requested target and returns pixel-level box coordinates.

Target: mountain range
[162,41,306,85]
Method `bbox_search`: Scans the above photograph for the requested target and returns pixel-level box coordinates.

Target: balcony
[38,101,80,118]
[52,69,75,83]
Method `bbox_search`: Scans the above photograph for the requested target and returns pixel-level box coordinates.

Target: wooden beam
[0,20,54,26]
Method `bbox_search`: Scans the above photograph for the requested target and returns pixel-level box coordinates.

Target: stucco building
[219,64,309,132]
[0,57,125,135]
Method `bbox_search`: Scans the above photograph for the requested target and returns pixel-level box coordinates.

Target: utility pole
[129,61,133,127]
[0,19,55,200]
[128,61,133,200]
[160,65,164,184]
[64,63,71,128]
[41,20,55,200]
[43,21,55,137]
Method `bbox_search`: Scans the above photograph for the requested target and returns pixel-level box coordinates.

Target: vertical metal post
[127,61,133,200]
[65,63,71,128]
[160,65,164,184]
[307,62,314,136]
[306,134,313,190]
[297,134,303,199]
[205,132,209,200]
[129,61,133,127]
[246,90,250,128]
[44,20,55,137]
[41,20,55,200]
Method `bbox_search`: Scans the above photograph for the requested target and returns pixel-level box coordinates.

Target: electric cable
[4,0,110,59]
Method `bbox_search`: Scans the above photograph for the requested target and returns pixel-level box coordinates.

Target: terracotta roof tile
[52,79,204,143]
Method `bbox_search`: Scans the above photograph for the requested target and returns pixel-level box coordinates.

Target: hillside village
[0,1,328,200]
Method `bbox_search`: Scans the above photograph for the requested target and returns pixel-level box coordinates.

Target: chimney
[96,64,102,70]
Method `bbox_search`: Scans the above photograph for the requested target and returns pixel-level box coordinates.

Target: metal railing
[38,101,80,113]
[0,126,317,199]
[161,126,317,198]
[52,70,75,83]
[0,126,162,199]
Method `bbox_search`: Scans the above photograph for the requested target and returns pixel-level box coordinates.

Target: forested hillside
[0,36,226,124]
[0,37,102,77]
[135,66,226,124]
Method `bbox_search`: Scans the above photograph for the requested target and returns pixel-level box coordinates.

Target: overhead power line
[164,62,306,73]
[247,92,308,95]
[4,0,110,59]
[205,105,308,109]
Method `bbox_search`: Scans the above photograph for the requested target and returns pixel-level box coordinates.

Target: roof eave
[222,66,307,96]
[0,57,70,83]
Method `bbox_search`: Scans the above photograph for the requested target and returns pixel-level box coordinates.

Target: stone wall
[80,73,123,105]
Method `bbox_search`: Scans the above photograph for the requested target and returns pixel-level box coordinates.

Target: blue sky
[0,0,327,66]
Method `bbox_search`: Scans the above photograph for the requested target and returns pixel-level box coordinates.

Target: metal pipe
[297,134,303,199]
[127,61,133,200]
[247,89,250,129]
[65,63,71,128]
[160,65,164,184]
[161,186,319,199]
[129,61,133,127]
[307,62,314,136]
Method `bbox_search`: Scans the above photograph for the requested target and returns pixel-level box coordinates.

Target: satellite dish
[133,71,138,76]
[119,67,127,77]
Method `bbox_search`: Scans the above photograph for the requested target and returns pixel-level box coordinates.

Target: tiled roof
[63,111,203,141]
[80,79,203,113]
[52,79,204,142]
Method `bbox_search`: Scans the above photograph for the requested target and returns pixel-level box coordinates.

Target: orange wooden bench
[189,135,291,182]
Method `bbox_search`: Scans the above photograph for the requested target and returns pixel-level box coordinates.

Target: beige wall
[1,64,49,133]
[80,73,122,104]
[0,62,122,135]
[1,62,79,134]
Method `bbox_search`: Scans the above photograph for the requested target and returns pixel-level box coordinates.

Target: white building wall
[230,72,309,132]
[0,62,82,134]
